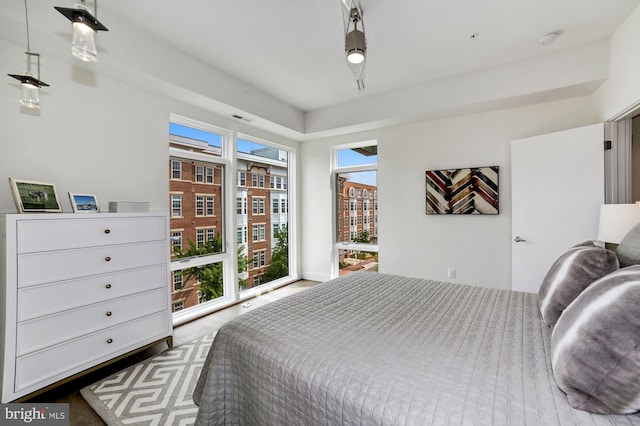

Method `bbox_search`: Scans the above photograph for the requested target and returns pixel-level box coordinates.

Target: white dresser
[0,213,173,402]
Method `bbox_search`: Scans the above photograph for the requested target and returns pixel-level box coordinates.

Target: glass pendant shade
[71,20,97,62]
[20,73,40,109]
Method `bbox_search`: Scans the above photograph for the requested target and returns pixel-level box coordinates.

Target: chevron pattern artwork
[426,166,499,214]
[80,332,216,425]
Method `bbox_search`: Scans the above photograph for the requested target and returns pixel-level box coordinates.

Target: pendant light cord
[24,0,30,53]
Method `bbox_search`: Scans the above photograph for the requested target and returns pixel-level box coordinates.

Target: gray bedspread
[193,273,640,425]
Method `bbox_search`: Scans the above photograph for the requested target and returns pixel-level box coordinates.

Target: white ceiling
[2,0,640,138]
[101,0,639,112]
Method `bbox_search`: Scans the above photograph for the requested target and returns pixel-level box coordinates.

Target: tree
[174,235,224,303]
[354,230,370,243]
[263,225,288,282]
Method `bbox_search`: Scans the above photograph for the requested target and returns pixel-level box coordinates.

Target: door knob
[514,236,526,242]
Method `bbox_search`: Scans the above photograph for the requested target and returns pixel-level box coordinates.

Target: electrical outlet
[447,268,456,279]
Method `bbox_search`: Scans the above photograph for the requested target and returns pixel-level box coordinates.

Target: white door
[511,123,604,293]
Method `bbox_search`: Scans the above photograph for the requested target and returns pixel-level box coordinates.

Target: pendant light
[55,0,108,63]
[7,0,50,109]
[341,0,366,90]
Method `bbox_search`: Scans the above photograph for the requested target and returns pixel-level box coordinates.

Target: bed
[193,236,640,425]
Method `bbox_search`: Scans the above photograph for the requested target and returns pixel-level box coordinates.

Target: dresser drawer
[18,240,167,287]
[18,264,167,321]
[17,288,168,356]
[17,216,166,253]
[15,311,170,392]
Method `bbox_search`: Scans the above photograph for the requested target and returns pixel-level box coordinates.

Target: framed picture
[426,166,499,215]
[9,178,63,213]
[68,193,100,213]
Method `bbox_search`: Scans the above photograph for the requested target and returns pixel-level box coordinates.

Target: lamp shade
[597,203,640,244]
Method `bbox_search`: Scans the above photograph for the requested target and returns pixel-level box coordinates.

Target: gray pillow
[571,240,602,248]
[538,246,618,326]
[551,265,640,414]
[616,223,640,267]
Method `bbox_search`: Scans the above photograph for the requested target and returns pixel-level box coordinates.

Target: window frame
[331,140,379,279]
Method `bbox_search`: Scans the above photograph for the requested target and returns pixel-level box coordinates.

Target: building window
[206,196,215,216]
[171,194,182,217]
[173,301,184,312]
[272,223,280,238]
[238,171,246,186]
[196,229,205,246]
[172,160,182,180]
[273,200,279,214]
[195,165,204,183]
[206,167,214,183]
[173,272,183,292]
[206,227,216,242]
[281,199,286,214]
[252,224,266,242]
[237,196,247,215]
[252,197,265,215]
[171,231,182,253]
[252,173,265,188]
[252,250,266,268]
[195,195,205,216]
[237,226,246,244]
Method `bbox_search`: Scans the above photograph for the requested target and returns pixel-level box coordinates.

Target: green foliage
[262,225,289,282]
[353,230,370,243]
[174,235,224,303]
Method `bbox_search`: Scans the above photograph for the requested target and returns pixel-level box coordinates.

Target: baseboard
[301,272,331,282]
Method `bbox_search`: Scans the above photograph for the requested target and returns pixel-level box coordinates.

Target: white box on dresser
[0,212,173,402]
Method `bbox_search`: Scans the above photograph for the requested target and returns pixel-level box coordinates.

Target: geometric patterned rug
[80,332,216,426]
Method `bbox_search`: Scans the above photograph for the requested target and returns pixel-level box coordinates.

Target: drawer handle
[105,284,112,289]
[105,256,111,262]
[106,311,112,317]
[107,338,113,344]
[104,229,111,234]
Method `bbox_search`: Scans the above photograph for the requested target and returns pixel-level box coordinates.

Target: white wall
[301,96,599,288]
[0,40,300,216]
[593,4,640,120]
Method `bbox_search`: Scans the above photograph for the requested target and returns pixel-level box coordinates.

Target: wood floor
[23,279,320,426]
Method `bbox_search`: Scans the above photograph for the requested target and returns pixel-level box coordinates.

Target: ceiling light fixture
[341,0,366,90]
[538,32,558,45]
[7,0,50,109]
[55,0,108,63]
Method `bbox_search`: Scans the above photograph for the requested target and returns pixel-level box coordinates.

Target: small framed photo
[9,178,63,213]
[68,193,100,213]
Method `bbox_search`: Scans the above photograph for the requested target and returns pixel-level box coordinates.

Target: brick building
[169,135,288,312]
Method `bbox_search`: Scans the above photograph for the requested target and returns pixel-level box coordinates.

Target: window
[238,171,246,186]
[206,196,215,216]
[206,227,216,242]
[196,196,205,216]
[252,224,266,242]
[170,118,228,315]
[171,194,182,217]
[172,160,182,179]
[171,231,182,253]
[334,142,378,277]
[173,272,183,292]
[252,197,265,215]
[237,226,247,244]
[252,250,266,268]
[237,135,293,292]
[236,196,247,215]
